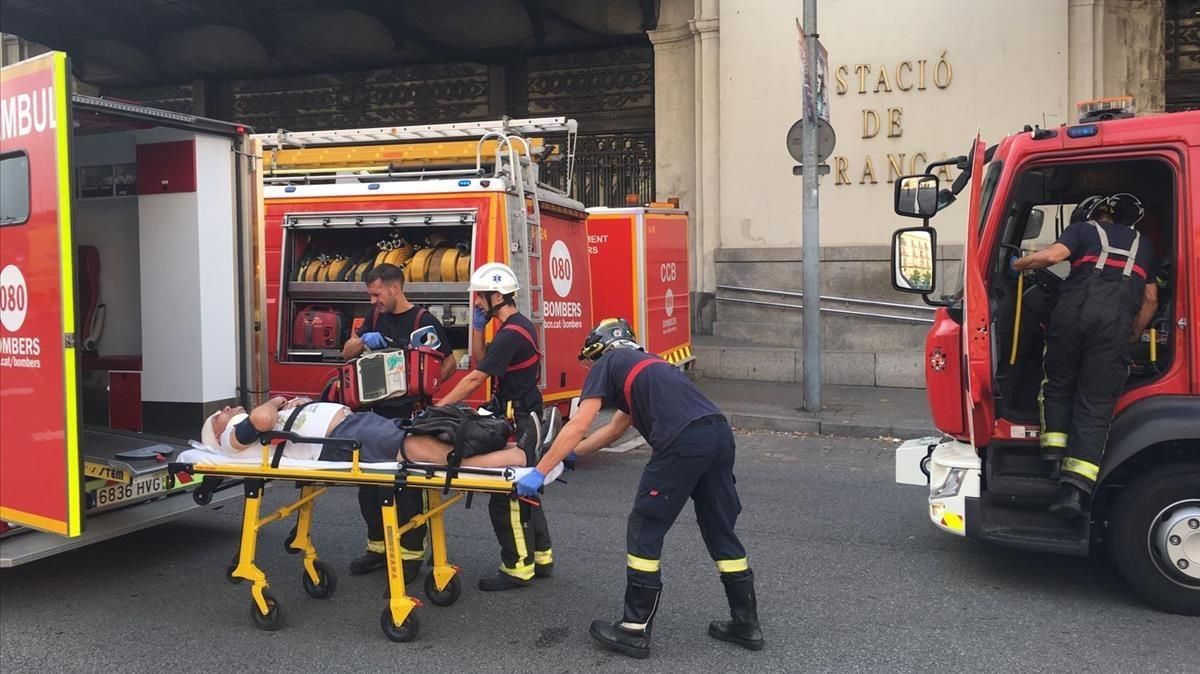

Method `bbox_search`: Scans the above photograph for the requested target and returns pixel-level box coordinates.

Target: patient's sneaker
[517,412,544,467]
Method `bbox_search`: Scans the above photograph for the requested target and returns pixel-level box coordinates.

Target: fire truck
[0,52,262,564]
[255,118,596,411]
[889,98,1199,615]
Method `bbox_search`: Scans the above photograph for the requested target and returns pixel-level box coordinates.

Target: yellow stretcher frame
[168,438,529,643]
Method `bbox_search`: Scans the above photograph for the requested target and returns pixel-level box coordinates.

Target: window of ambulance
[0,152,30,226]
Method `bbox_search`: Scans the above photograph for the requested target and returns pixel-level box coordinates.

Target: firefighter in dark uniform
[435,262,554,591]
[520,318,764,658]
[1013,193,1159,517]
[341,263,457,579]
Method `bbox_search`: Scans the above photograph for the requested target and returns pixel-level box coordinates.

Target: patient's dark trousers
[625,415,750,594]
[1040,271,1137,494]
[488,408,553,579]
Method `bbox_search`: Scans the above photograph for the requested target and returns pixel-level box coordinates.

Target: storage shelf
[288,281,469,301]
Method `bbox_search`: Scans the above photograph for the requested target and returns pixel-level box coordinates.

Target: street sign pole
[801,0,822,412]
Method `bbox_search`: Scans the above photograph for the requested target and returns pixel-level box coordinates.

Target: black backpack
[405,404,512,463]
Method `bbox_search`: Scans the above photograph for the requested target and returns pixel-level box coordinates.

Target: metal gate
[540,131,655,207]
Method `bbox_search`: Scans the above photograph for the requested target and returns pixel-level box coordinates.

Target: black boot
[589,582,661,659]
[1048,483,1086,519]
[350,549,386,575]
[478,571,531,591]
[708,571,764,651]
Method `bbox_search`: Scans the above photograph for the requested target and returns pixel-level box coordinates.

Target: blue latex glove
[1007,255,1020,279]
[472,307,488,330]
[516,469,545,497]
[361,331,387,349]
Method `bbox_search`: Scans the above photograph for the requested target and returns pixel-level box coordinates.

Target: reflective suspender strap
[1089,221,1141,279]
[622,358,665,426]
[500,323,541,374]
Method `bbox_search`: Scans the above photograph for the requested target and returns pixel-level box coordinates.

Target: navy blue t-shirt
[477,312,542,412]
[1056,220,1157,307]
[580,348,722,449]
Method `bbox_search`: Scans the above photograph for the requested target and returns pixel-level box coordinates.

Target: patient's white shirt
[221,402,350,460]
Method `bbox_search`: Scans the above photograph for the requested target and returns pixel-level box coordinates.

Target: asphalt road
[2,431,1196,673]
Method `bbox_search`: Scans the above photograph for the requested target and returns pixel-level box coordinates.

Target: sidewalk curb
[729,412,937,440]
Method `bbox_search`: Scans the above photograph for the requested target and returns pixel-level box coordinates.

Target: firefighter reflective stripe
[626,554,661,573]
[366,539,386,554]
[715,558,749,574]
[535,549,554,566]
[368,536,424,560]
[1041,432,1069,449]
[500,500,535,580]
[1062,458,1100,483]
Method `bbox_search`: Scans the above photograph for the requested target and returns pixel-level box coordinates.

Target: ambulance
[256,118,596,413]
[1,52,264,565]
[889,98,1199,615]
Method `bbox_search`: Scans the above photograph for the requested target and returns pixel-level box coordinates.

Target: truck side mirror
[1022,208,1045,240]
[894,174,940,219]
[891,226,937,294]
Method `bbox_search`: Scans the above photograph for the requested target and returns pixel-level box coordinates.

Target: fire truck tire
[251,591,283,631]
[302,561,338,599]
[1108,463,1200,616]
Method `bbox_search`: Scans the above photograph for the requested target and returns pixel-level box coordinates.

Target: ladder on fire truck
[254,117,580,387]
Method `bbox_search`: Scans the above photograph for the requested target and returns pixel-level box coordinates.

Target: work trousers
[625,415,748,589]
[1040,273,1137,493]
[488,408,553,579]
[359,400,425,559]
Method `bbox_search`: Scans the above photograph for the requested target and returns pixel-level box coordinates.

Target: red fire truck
[1,52,261,564]
[889,98,1199,615]
[255,119,595,412]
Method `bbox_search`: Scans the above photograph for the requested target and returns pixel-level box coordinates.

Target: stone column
[649,0,721,333]
[1069,0,1166,115]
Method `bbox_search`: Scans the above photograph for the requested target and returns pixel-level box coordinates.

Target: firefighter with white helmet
[437,261,556,590]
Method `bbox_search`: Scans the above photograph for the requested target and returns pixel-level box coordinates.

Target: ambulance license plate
[93,473,166,508]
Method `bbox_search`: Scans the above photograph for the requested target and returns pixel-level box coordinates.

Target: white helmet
[469,262,520,295]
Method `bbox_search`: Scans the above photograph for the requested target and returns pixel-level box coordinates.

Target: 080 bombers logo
[544,241,583,329]
[0,264,42,369]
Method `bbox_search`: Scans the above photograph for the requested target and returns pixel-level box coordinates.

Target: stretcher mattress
[176,448,564,484]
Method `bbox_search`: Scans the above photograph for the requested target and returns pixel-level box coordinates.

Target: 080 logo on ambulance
[0,264,29,332]
[549,240,573,298]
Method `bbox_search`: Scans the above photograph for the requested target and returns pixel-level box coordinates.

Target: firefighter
[435,262,555,591]
[341,263,457,579]
[519,318,763,658]
[1013,193,1159,518]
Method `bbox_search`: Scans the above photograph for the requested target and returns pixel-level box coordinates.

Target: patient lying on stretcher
[199,396,541,468]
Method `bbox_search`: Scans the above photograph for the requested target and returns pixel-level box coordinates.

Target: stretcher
[167,429,561,642]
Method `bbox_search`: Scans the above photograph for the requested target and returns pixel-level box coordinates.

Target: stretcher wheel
[302,561,338,600]
[284,526,300,554]
[251,591,282,631]
[380,608,419,643]
[423,573,461,607]
[225,561,241,585]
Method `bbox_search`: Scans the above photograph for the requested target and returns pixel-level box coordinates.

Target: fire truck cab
[889,98,1200,616]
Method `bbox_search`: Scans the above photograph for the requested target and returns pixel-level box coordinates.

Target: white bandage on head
[200,410,249,453]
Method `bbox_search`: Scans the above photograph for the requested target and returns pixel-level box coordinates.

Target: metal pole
[801,0,822,411]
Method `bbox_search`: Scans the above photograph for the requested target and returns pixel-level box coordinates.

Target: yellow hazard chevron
[660,345,694,366]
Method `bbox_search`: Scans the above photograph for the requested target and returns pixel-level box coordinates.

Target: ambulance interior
[71,103,242,510]
[987,157,1177,425]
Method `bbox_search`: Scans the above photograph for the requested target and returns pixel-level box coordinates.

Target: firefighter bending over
[1013,193,1158,518]
[518,318,764,659]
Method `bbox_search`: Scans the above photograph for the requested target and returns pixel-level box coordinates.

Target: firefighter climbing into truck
[889,96,1200,616]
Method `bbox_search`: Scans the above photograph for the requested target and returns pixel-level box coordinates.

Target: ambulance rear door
[640,208,692,365]
[0,52,84,537]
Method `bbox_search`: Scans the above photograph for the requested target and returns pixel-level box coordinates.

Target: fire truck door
[0,52,84,536]
[962,137,996,446]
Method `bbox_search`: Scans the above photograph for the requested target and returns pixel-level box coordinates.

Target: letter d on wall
[862,109,880,139]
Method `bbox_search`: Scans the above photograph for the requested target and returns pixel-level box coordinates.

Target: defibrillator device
[322,345,444,410]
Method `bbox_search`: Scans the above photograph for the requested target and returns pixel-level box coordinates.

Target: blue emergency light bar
[1067,125,1099,138]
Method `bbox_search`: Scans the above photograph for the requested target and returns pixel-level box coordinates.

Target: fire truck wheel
[251,591,283,631]
[302,561,338,599]
[1108,463,1200,617]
